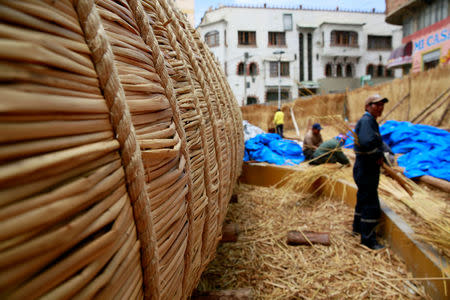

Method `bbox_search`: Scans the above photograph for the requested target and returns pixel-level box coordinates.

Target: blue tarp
[380,121,450,181]
[344,121,450,181]
[244,133,304,166]
[244,121,450,181]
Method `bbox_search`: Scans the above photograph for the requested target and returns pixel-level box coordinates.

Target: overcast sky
[195,0,386,26]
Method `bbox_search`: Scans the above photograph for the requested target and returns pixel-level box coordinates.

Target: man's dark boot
[352,213,361,236]
[361,221,384,250]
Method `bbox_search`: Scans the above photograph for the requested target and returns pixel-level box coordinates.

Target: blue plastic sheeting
[244,133,304,166]
[380,121,450,181]
[345,121,450,181]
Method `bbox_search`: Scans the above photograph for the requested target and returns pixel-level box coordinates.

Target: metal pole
[273,50,284,109]
[278,57,281,109]
[243,52,248,106]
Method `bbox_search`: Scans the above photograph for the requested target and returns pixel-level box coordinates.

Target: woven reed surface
[0,0,243,299]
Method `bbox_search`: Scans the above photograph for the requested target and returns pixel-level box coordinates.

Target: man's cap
[312,123,322,130]
[365,94,389,106]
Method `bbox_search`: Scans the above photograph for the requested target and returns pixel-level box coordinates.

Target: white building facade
[197,5,402,106]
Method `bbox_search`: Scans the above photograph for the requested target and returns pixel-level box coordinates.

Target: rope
[192,32,236,221]
[73,1,160,299]
[126,0,195,298]
[142,0,215,295]
[158,0,223,268]
[166,0,227,248]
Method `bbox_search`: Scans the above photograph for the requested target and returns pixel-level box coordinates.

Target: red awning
[387,41,412,69]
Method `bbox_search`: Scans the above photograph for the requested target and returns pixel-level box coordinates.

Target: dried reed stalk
[198,184,430,299]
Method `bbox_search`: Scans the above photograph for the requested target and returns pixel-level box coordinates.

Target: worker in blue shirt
[352,94,388,250]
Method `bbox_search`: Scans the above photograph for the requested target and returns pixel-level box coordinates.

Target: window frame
[325,63,332,77]
[269,61,290,77]
[248,62,258,76]
[238,31,256,46]
[237,62,245,76]
[345,64,353,77]
[204,30,220,47]
[330,30,358,47]
[268,32,286,47]
[366,64,375,77]
[367,35,392,50]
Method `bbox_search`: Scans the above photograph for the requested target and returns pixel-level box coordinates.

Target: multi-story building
[197,5,402,106]
[385,0,449,74]
[173,0,195,26]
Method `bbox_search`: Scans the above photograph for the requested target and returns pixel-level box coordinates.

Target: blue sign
[414,28,450,52]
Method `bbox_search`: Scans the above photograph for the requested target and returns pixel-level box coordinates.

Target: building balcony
[319,45,363,57]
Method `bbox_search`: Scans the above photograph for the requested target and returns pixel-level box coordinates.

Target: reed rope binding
[157,0,224,270]
[126,0,196,298]
[142,0,215,294]
[163,0,226,261]
[73,0,159,298]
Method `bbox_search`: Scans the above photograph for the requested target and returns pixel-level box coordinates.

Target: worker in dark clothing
[352,94,389,250]
[309,134,350,166]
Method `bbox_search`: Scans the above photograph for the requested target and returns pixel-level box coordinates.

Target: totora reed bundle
[0,1,243,299]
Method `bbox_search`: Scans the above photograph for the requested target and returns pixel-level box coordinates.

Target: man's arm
[335,150,350,165]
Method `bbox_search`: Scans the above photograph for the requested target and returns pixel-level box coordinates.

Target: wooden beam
[379,93,409,124]
[220,223,239,243]
[414,94,449,124]
[418,175,450,193]
[411,87,450,123]
[287,230,330,246]
[192,288,253,300]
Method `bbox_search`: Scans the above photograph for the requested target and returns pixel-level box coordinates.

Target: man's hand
[376,157,384,166]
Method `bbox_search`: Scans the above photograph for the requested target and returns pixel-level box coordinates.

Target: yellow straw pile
[279,161,450,258]
[197,184,429,299]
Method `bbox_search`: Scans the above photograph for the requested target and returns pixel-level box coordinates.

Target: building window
[325,63,332,77]
[336,64,343,77]
[377,65,385,77]
[423,49,441,71]
[283,14,293,31]
[330,31,358,47]
[269,61,289,77]
[368,35,392,50]
[237,62,245,75]
[366,64,374,77]
[266,89,290,102]
[205,31,219,47]
[268,32,286,46]
[249,62,258,76]
[436,0,448,22]
[417,0,448,31]
[403,16,413,37]
[345,64,353,77]
[385,68,393,77]
[238,31,256,46]
[247,96,257,105]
